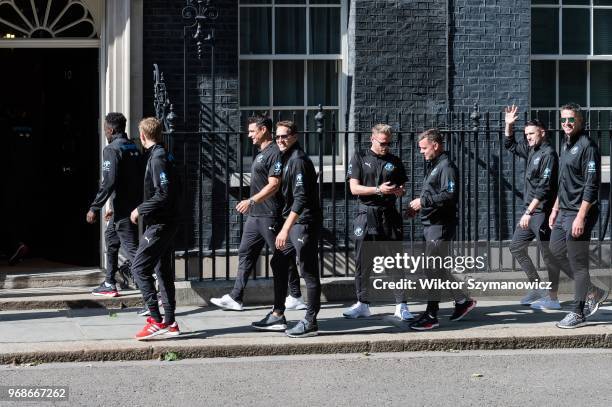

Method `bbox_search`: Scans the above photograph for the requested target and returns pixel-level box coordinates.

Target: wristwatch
[375,186,383,196]
[524,209,532,216]
[249,198,255,206]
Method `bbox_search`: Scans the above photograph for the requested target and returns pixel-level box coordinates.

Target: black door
[0,48,100,266]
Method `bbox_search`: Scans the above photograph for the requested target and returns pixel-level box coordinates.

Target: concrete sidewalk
[1,299,612,364]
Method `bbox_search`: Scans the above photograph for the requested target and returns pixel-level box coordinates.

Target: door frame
[0,0,144,269]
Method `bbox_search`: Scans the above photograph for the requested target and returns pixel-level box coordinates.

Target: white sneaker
[285,295,307,310]
[394,303,414,321]
[520,289,546,305]
[210,294,244,311]
[530,296,561,310]
[342,302,371,318]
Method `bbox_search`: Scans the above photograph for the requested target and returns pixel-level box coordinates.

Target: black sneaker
[252,311,287,331]
[8,243,29,266]
[91,282,119,297]
[285,319,318,338]
[410,312,439,331]
[556,312,587,329]
[449,299,477,322]
[584,286,609,318]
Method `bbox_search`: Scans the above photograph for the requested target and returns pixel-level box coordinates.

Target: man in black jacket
[549,103,608,329]
[210,115,304,313]
[130,117,180,340]
[504,106,566,309]
[408,129,476,331]
[87,112,143,297]
[344,124,413,321]
[251,121,322,338]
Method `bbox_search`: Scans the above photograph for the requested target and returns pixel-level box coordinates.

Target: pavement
[1,298,612,364]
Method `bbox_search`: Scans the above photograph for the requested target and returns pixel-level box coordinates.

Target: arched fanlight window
[0,0,98,39]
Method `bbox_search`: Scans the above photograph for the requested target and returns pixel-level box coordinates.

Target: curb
[2,333,611,365]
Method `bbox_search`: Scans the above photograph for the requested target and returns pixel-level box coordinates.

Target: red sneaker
[135,318,168,340]
[166,321,180,336]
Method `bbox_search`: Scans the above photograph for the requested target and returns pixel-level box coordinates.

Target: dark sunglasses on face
[561,117,576,124]
[276,133,294,140]
[373,139,392,147]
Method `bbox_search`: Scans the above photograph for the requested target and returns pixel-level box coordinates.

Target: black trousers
[549,209,598,312]
[423,223,469,314]
[353,205,406,304]
[229,216,301,302]
[274,222,321,323]
[104,216,139,285]
[509,212,572,292]
[131,223,178,324]
[354,234,407,304]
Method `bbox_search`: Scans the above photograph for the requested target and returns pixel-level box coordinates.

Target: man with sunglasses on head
[549,103,608,328]
[210,115,305,314]
[504,106,567,310]
[252,120,322,338]
[344,124,414,321]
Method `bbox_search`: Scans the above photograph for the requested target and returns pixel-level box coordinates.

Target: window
[0,0,98,39]
[239,0,344,159]
[530,0,612,149]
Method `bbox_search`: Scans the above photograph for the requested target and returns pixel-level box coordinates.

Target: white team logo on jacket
[160,172,168,185]
[102,160,111,172]
[587,161,596,173]
[354,227,363,237]
[384,162,394,171]
[273,162,282,175]
[296,173,303,186]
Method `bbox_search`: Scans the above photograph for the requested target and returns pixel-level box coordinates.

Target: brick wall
[450,0,530,113]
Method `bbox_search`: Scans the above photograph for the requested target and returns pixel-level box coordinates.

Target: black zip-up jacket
[281,143,321,224]
[504,136,558,214]
[138,143,179,224]
[89,133,144,220]
[419,152,459,226]
[558,132,600,211]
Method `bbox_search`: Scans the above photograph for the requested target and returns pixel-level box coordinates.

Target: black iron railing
[160,106,612,281]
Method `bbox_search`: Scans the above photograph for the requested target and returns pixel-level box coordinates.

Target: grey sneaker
[556,312,587,329]
[285,319,318,338]
[584,286,609,318]
[252,311,287,331]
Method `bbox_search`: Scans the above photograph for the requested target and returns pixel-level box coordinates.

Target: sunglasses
[560,117,576,124]
[373,139,392,147]
[276,133,294,140]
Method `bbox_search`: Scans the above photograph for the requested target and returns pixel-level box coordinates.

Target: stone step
[0,287,142,311]
[0,268,106,289]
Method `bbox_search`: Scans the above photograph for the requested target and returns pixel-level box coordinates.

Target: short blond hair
[372,123,392,137]
[139,117,163,143]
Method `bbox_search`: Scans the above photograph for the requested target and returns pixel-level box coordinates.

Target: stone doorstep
[1,270,611,311]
